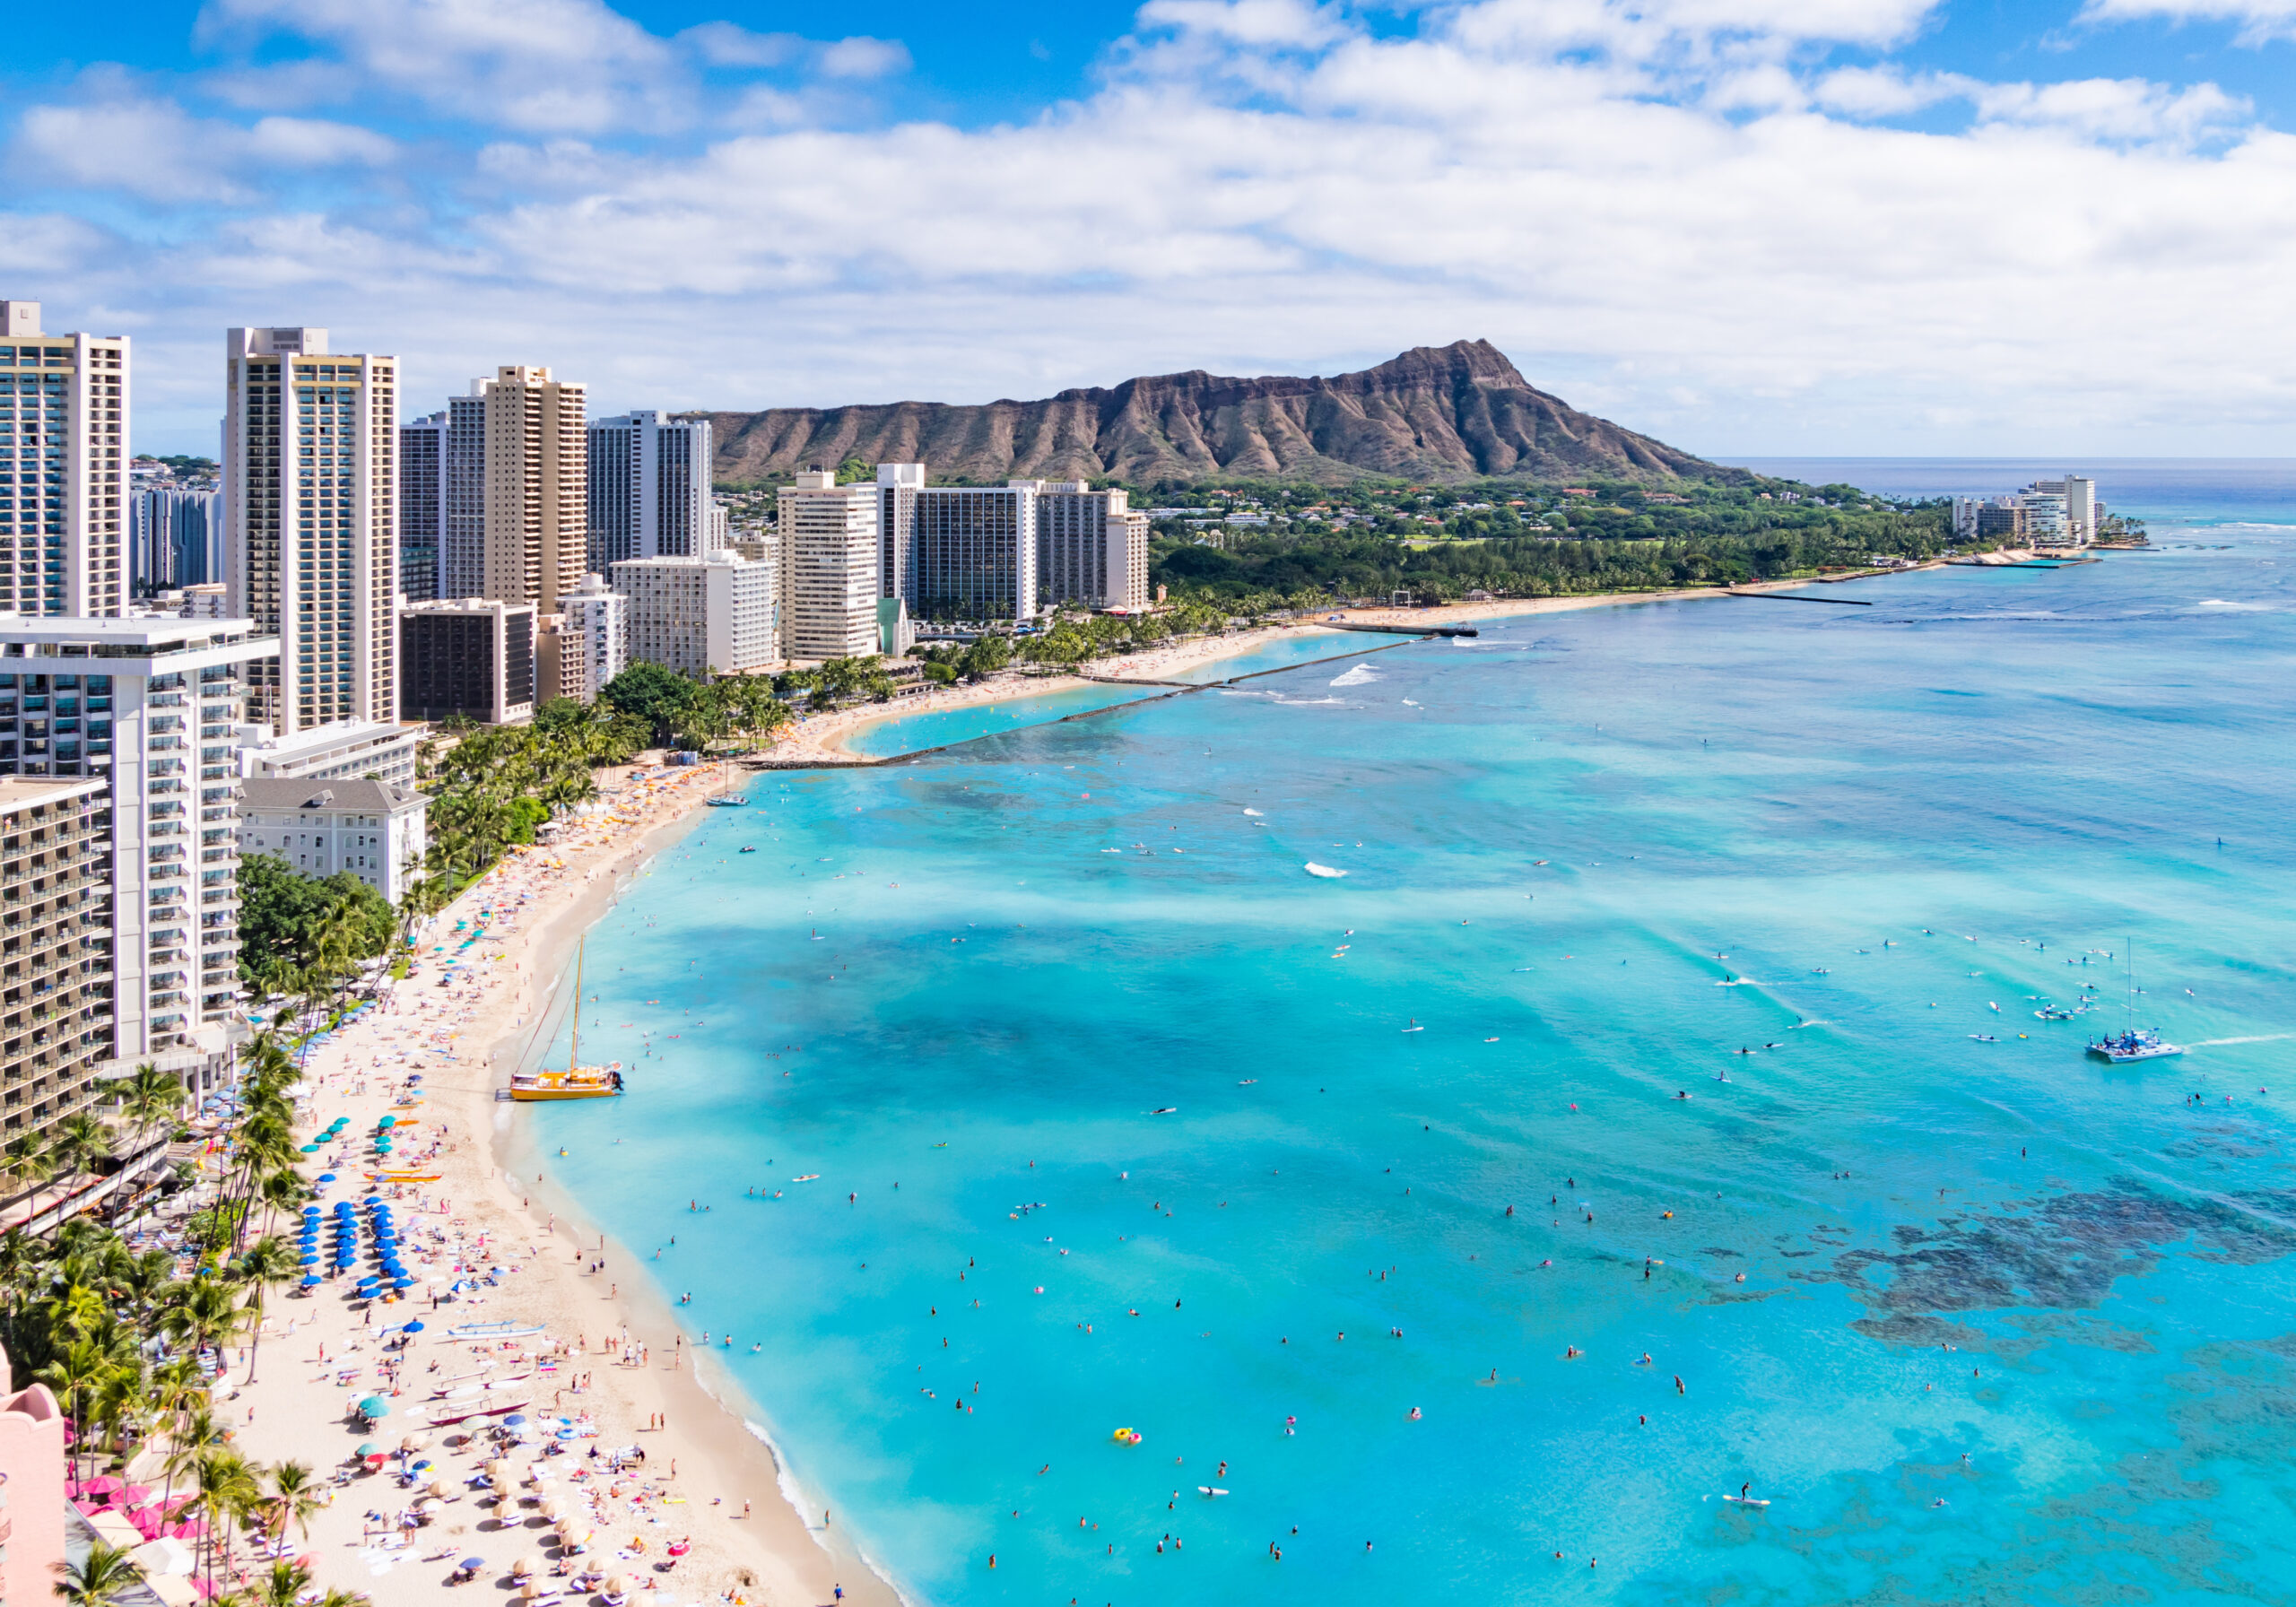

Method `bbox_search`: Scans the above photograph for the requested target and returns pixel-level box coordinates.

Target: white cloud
[1136,0,1352,48]
[1811,65,1977,117]
[1972,77,2249,143]
[13,83,394,202]
[816,38,915,80]
[15,0,2296,456]
[197,0,686,133]
[2079,0,2296,45]
[678,22,804,68]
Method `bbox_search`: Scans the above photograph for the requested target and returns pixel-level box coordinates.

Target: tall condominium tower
[912,482,1039,623]
[874,462,925,601]
[0,301,130,618]
[777,471,880,662]
[587,411,715,571]
[480,366,586,615]
[130,487,226,591]
[439,392,486,598]
[396,412,446,602]
[1036,482,1151,609]
[223,327,398,735]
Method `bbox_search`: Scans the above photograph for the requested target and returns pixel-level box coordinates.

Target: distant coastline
[771,568,1942,764]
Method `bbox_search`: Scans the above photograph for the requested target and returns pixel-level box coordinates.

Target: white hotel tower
[223,327,399,737]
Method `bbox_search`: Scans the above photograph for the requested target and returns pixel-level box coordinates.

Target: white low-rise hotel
[239,777,428,905]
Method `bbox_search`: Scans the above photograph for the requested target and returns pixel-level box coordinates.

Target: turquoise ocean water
[533,466,2296,1604]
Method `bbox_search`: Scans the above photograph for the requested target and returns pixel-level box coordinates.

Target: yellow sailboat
[509,942,624,1102]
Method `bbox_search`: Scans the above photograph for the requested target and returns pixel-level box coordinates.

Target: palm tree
[228,1238,299,1384]
[193,1447,261,1595]
[264,1462,323,1544]
[34,1335,117,1481]
[4,1134,58,1232]
[52,1541,143,1607]
[44,1113,114,1224]
[115,1064,187,1151]
[245,1559,312,1607]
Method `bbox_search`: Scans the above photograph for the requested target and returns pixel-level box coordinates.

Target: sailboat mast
[569,941,584,1071]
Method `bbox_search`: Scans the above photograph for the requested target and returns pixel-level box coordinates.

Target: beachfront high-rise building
[223,326,399,737]
[560,572,628,702]
[0,775,111,1141]
[612,552,774,678]
[130,486,226,592]
[398,597,535,725]
[1036,482,1150,610]
[587,412,715,572]
[0,301,130,619]
[397,412,446,602]
[0,614,279,1071]
[480,366,587,616]
[874,463,925,601]
[913,482,1038,623]
[777,471,880,663]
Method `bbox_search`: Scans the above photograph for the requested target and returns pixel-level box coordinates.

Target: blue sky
[5,0,2295,456]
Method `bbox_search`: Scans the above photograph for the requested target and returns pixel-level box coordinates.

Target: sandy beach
[230,757,897,1607]
[224,565,1934,1607]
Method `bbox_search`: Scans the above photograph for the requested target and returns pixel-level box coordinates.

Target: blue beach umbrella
[357,1396,390,1419]
[403,1320,424,1333]
[299,1275,319,1288]
[299,1255,318,1266]
[318,1173,337,1183]
[393,1277,414,1290]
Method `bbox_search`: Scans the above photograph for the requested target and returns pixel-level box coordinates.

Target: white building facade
[561,573,628,701]
[222,326,399,737]
[777,472,880,663]
[0,300,130,619]
[232,717,419,788]
[239,778,428,906]
[612,552,774,678]
[0,615,278,1061]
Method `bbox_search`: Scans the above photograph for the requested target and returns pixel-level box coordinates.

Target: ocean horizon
[527,461,2296,1604]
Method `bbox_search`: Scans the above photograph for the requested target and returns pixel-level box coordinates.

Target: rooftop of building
[0,615,276,665]
[239,778,425,813]
[235,718,415,760]
[0,776,107,813]
[401,596,535,615]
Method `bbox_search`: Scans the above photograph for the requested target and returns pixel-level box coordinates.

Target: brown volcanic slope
[708,340,1734,487]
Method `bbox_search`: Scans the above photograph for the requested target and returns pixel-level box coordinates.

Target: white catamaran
[2087,940,2184,1063]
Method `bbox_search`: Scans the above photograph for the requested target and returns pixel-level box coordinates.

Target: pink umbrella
[117,1484,154,1506]
[127,1509,166,1542]
[82,1474,125,1498]
[167,1519,209,1542]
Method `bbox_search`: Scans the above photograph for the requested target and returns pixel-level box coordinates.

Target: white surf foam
[1304,863,1348,879]
[1328,665,1381,687]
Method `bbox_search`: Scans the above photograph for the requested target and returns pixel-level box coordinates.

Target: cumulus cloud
[14,82,393,202]
[2079,0,2296,45]
[197,0,687,133]
[13,0,2296,455]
